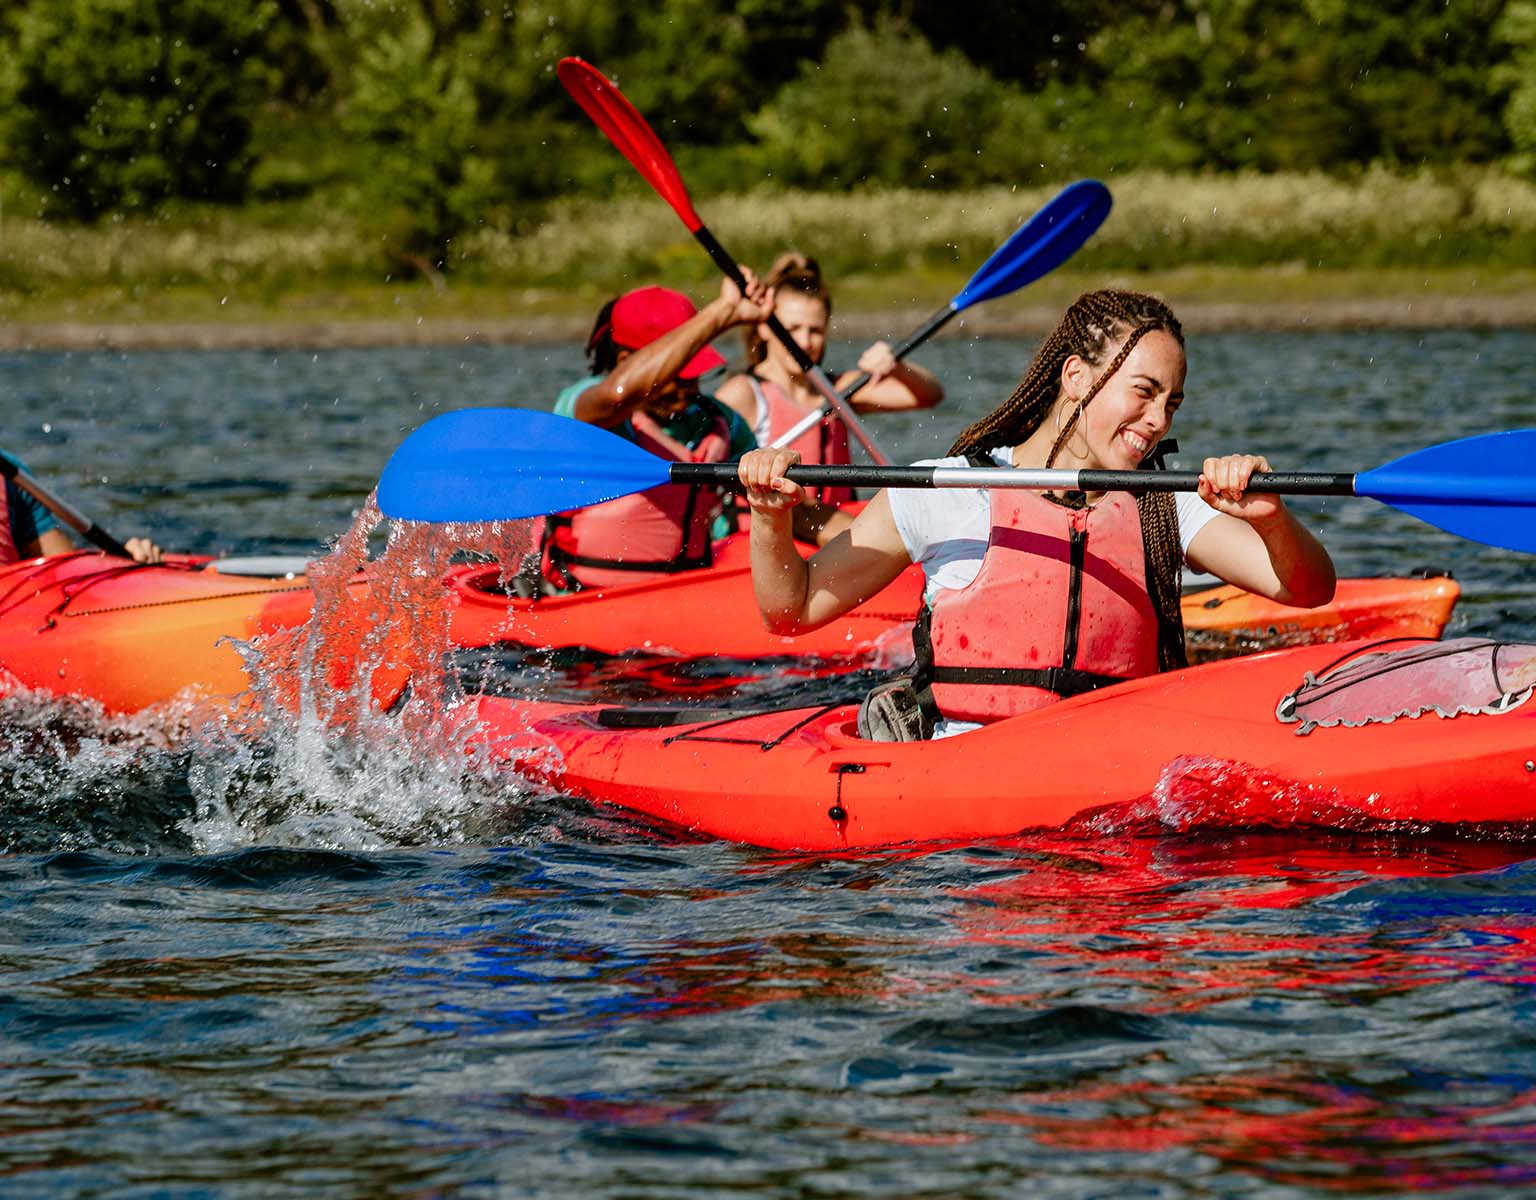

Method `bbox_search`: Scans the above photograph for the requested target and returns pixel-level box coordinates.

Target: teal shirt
[554,376,756,539]
[1,452,57,548]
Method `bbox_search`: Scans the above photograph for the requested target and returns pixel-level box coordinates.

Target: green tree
[905,0,1114,89]
[1084,0,1511,172]
[265,0,339,104]
[747,14,1050,188]
[2,0,276,220]
[1498,0,1536,172]
[331,0,620,270]
[328,0,851,266]
[340,11,494,275]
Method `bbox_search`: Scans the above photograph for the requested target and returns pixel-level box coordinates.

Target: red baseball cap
[610,286,726,379]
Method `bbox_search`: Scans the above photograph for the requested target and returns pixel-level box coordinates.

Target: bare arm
[1185,454,1336,608]
[740,448,911,634]
[791,501,855,548]
[24,527,163,563]
[835,340,943,412]
[572,273,772,427]
[30,528,75,558]
[713,373,758,426]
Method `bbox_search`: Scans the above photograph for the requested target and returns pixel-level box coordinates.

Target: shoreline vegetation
[6,170,1536,350]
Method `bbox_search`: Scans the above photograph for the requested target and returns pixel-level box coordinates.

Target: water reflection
[358,832,1536,1192]
[6,336,1536,1195]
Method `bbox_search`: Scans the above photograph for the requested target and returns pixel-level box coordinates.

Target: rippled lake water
[5,330,1536,1196]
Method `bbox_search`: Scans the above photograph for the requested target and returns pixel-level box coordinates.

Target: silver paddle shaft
[672,463,1360,496]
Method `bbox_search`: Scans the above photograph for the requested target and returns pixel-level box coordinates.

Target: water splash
[0,501,890,855]
[178,498,547,853]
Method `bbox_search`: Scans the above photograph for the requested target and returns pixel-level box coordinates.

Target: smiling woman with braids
[736,289,1337,741]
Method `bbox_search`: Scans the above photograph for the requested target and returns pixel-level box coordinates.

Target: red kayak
[0,543,1459,716]
[469,636,1536,851]
[442,532,922,661]
[0,543,920,715]
[446,555,1460,662]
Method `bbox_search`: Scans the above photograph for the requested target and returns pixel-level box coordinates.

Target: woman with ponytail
[736,289,1336,740]
[716,252,943,504]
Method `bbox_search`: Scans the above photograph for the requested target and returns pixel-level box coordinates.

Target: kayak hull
[1182,575,1459,661]
[0,553,322,712]
[470,637,1536,851]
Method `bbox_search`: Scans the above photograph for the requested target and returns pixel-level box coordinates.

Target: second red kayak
[0,543,1460,716]
[445,556,1460,662]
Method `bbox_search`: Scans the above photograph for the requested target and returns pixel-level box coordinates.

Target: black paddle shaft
[672,462,1361,497]
[690,226,891,465]
[0,454,133,556]
[692,225,946,400]
[691,227,820,379]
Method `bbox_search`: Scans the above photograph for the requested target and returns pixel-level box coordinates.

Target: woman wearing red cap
[717,253,942,506]
[539,274,777,592]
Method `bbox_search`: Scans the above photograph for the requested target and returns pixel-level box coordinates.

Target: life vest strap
[540,476,715,589]
[926,664,1128,696]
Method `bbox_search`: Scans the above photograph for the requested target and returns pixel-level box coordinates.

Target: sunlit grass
[3,167,1535,329]
[466,168,1536,283]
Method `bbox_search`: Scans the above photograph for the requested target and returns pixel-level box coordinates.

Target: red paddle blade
[557,57,702,233]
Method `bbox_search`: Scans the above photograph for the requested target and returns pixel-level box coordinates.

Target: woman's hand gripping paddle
[771,179,1113,449]
[377,408,1536,557]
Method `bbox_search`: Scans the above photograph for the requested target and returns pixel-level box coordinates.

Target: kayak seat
[594,705,741,729]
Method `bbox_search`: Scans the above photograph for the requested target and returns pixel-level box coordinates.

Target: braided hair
[743,251,832,366]
[949,289,1190,672]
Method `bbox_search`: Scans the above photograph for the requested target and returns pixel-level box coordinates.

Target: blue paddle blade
[951,180,1112,312]
[1356,428,1536,553]
[377,408,673,522]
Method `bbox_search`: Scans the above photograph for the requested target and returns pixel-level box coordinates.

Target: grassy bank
[4,169,1536,342]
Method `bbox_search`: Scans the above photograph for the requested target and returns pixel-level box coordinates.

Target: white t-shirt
[889,448,1220,604]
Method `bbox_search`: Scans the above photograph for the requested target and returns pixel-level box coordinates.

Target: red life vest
[542,407,734,590]
[914,486,1161,725]
[749,374,853,506]
[0,481,17,566]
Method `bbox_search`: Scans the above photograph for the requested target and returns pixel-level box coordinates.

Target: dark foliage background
[2,0,1531,273]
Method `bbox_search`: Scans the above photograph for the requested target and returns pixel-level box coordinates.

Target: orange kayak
[0,553,323,714]
[1181,573,1461,662]
[0,544,1459,716]
[469,636,1536,851]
